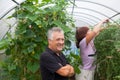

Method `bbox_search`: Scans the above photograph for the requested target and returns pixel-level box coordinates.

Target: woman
[75,19,108,80]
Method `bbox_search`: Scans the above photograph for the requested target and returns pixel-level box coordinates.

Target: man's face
[48,32,65,53]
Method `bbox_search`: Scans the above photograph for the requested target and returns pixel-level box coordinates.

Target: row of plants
[94,22,120,80]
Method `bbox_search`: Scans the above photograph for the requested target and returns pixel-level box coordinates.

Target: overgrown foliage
[94,22,120,80]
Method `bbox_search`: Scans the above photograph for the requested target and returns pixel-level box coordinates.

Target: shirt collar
[46,47,62,56]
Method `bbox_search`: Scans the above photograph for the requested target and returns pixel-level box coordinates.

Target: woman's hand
[101,18,109,23]
[93,18,109,33]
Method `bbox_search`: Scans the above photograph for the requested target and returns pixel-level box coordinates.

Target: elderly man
[40,27,74,80]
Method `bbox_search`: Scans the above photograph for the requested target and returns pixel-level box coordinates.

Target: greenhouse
[0,0,120,80]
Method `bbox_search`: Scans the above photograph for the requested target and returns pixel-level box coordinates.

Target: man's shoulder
[40,49,54,59]
[40,52,50,62]
[41,51,50,57]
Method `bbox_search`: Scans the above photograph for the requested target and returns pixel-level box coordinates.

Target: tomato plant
[94,22,120,80]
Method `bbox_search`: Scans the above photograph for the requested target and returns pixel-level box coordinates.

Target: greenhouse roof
[67,0,120,26]
[0,0,120,40]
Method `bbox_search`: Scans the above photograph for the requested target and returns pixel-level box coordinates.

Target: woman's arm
[86,19,109,44]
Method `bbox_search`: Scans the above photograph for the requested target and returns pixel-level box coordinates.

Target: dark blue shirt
[40,47,69,80]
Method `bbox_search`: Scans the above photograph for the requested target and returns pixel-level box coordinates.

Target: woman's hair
[75,26,89,48]
[47,27,64,40]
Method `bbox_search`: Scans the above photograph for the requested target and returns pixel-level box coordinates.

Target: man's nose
[59,39,64,44]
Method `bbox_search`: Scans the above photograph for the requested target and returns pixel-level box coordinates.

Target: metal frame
[71,12,101,21]
[70,0,120,24]
[79,0,119,13]
[69,7,115,21]
[0,0,23,40]
[73,16,95,25]
[73,15,98,23]
[0,0,23,20]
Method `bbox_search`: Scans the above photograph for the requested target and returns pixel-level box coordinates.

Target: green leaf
[22,4,37,12]
[27,62,39,73]
[17,12,28,19]
[22,42,37,54]
[27,14,38,21]
[52,20,71,33]
[22,49,28,54]
[35,20,42,25]
[34,37,41,42]
[28,0,39,3]
[15,25,26,35]
[42,0,52,3]
[27,46,34,53]
[5,48,11,55]
[52,20,64,27]
[74,65,81,74]
[8,64,16,71]
[70,53,80,59]
[65,40,71,47]
[0,38,11,50]
[24,30,35,39]
[32,53,40,60]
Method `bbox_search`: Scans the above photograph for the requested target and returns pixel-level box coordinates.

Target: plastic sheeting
[0,0,25,40]
[67,0,120,26]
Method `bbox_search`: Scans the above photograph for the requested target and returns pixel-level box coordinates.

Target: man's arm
[56,64,74,77]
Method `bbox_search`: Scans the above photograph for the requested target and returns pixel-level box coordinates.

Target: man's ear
[48,39,52,44]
